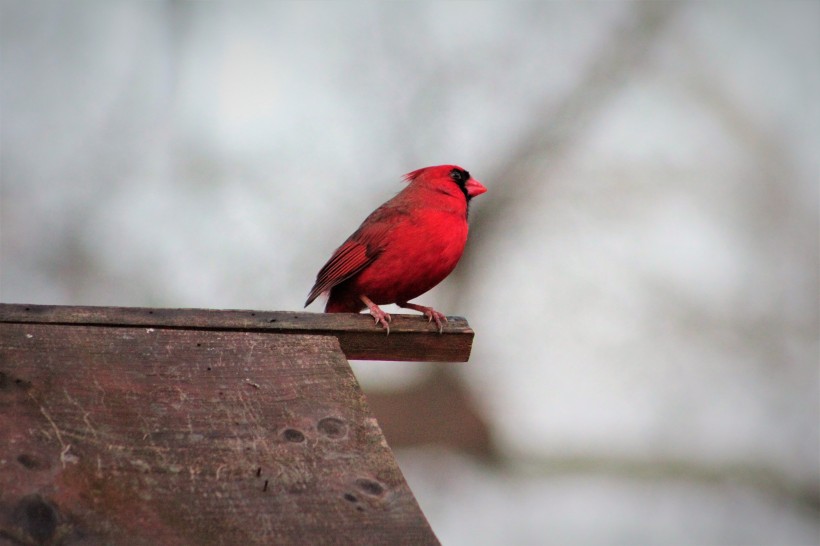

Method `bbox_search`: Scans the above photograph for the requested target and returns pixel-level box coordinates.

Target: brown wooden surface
[0,303,474,362]
[0,320,441,545]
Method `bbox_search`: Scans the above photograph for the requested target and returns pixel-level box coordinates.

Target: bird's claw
[399,302,448,334]
[424,309,448,334]
[360,295,391,335]
[371,310,391,335]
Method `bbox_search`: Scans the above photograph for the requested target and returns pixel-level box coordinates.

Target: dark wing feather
[304,205,403,307]
[304,240,373,306]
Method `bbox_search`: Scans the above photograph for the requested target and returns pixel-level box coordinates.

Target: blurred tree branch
[451,1,680,304]
[515,453,820,513]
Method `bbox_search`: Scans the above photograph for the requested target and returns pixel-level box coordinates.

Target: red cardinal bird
[305,165,487,333]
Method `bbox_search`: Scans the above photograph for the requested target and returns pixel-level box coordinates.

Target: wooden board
[0,322,440,545]
[0,304,474,362]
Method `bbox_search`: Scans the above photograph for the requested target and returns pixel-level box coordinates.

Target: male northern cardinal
[305,165,487,334]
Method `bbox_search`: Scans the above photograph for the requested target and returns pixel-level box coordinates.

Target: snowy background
[2,1,818,544]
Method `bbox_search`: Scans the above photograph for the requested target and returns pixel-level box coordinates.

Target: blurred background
[2,1,818,544]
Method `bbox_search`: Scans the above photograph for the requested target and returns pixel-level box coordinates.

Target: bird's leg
[398,301,448,334]
[360,295,391,335]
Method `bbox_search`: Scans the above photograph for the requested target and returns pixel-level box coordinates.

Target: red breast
[306,165,487,312]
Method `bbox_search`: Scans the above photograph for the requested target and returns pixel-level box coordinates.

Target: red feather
[305,165,487,332]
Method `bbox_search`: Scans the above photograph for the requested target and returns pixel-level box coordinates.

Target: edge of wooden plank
[0,303,474,362]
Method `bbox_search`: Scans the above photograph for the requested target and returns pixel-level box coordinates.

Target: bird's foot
[360,295,391,335]
[399,302,448,334]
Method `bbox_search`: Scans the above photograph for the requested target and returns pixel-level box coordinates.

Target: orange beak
[465,178,487,197]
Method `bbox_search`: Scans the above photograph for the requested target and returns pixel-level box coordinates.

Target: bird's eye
[449,169,469,183]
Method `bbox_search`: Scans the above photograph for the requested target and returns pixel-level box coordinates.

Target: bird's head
[403,165,487,203]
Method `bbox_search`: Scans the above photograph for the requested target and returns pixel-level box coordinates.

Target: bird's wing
[304,240,374,306]
[304,206,401,307]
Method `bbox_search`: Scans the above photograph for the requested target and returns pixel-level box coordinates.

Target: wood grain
[0,303,474,362]
[0,322,441,545]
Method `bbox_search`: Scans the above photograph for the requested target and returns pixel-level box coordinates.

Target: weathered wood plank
[0,304,474,362]
[0,323,440,545]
